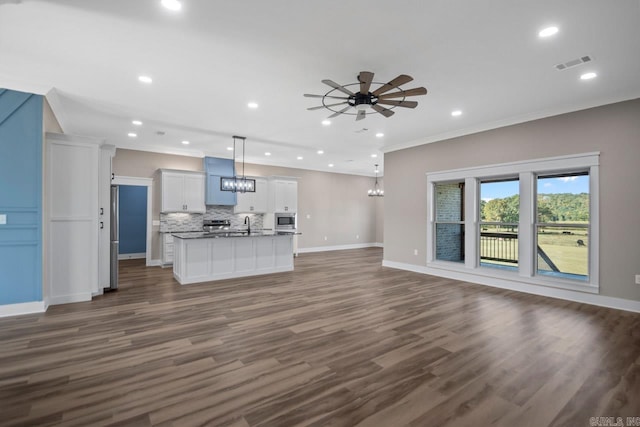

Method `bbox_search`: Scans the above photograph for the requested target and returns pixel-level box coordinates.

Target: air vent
[555,55,592,71]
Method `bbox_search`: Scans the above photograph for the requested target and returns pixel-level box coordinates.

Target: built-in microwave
[275,213,296,229]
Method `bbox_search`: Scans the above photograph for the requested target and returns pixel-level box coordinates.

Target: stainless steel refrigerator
[108,185,119,290]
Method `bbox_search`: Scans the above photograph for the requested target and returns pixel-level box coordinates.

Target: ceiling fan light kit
[305,71,427,121]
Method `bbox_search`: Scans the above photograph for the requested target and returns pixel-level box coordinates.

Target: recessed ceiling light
[317,150,324,155]
[264,152,271,156]
[371,154,378,158]
[375,132,384,138]
[161,0,182,11]
[328,163,334,168]
[128,132,137,138]
[322,120,331,126]
[138,75,153,84]
[247,102,259,109]
[297,156,303,160]
[538,26,559,38]
[227,146,233,151]
[132,120,143,126]
[451,110,463,117]
[580,72,597,80]
[181,140,190,145]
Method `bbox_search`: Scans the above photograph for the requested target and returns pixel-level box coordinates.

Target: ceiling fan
[304,71,427,121]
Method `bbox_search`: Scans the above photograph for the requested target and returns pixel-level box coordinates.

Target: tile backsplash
[204,206,265,229]
[160,206,265,232]
[159,213,203,232]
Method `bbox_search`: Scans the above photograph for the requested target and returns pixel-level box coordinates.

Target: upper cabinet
[234,177,268,213]
[270,178,298,213]
[158,169,205,213]
[204,156,236,206]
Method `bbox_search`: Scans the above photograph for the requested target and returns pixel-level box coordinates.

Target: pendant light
[221,135,256,193]
[368,164,384,197]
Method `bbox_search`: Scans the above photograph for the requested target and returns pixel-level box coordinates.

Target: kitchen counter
[172,231,296,285]
[172,230,300,239]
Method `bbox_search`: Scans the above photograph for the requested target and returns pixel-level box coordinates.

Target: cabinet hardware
[111,173,114,180]
[100,222,104,229]
[100,208,104,215]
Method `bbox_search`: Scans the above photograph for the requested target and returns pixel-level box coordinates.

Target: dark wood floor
[1,248,639,427]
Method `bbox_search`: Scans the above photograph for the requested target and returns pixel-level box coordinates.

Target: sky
[481,175,589,201]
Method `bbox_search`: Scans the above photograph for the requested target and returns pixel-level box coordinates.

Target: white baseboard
[373,242,384,248]
[118,253,146,260]
[298,243,382,254]
[48,293,92,306]
[382,260,640,313]
[0,301,47,318]
[147,259,162,267]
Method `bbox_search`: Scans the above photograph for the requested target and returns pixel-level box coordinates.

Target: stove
[203,219,231,233]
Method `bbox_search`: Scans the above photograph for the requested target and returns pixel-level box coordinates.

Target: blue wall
[119,185,147,254]
[0,89,43,305]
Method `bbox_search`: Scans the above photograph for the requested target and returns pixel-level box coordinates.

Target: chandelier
[221,135,256,193]
[368,164,384,197]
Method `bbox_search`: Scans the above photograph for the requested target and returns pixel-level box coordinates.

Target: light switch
[0,214,6,225]
[306,214,311,219]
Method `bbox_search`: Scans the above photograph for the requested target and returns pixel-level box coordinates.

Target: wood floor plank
[0,248,638,426]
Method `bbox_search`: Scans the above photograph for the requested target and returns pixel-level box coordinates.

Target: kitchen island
[172,231,296,285]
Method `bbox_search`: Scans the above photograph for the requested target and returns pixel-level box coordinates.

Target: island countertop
[172,230,301,239]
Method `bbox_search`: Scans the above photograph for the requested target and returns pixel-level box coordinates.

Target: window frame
[478,177,521,271]
[433,181,466,263]
[426,152,599,294]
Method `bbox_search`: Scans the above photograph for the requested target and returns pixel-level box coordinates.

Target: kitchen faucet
[244,216,251,234]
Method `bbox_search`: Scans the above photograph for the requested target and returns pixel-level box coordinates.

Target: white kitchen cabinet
[46,133,101,305]
[162,233,174,265]
[159,170,205,213]
[234,177,268,213]
[98,145,116,291]
[270,178,298,213]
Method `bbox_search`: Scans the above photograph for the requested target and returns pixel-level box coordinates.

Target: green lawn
[480,225,588,276]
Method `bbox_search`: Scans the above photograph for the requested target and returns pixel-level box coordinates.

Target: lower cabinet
[172,235,293,285]
[162,233,174,265]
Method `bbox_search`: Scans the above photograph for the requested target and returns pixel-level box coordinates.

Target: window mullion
[519,172,534,277]
[465,177,477,269]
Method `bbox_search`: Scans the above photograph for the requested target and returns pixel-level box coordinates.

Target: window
[434,182,465,263]
[536,172,589,281]
[479,178,519,270]
[427,153,599,293]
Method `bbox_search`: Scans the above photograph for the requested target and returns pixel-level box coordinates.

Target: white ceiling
[1,0,639,176]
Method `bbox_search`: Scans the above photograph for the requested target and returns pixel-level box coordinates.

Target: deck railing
[480,232,559,271]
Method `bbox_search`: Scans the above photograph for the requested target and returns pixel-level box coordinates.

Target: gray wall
[113,150,384,260]
[384,98,640,302]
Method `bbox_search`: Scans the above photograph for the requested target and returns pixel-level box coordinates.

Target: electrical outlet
[0,214,6,225]
[306,214,311,219]
[356,234,359,239]
[324,236,328,241]
[636,275,640,285]
[414,249,418,256]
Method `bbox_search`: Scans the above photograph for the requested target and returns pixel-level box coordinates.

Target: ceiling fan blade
[372,104,395,118]
[376,99,418,108]
[371,74,414,96]
[322,79,355,96]
[358,71,374,94]
[327,105,352,119]
[304,94,350,100]
[356,110,366,121]
[378,87,428,99]
[307,102,348,111]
